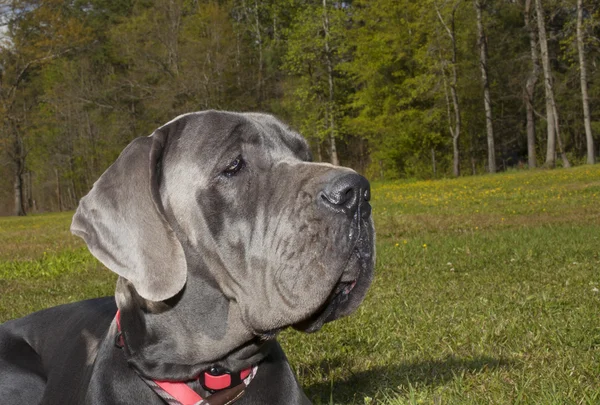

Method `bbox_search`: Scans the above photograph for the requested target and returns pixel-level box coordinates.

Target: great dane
[0,111,375,404]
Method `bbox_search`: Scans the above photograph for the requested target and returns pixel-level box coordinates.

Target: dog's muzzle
[294,172,374,333]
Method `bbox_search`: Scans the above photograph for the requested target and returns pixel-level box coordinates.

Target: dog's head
[72,111,374,342]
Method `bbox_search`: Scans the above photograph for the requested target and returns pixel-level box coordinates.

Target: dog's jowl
[0,111,375,405]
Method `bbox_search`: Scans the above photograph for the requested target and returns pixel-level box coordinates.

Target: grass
[1,165,600,404]
[0,212,116,320]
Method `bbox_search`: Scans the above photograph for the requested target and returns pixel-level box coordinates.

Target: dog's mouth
[253,216,374,339]
[255,265,359,340]
[292,244,368,333]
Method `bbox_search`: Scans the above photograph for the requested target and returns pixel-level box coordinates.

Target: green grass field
[1,165,599,404]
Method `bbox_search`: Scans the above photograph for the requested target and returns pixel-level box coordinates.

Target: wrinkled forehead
[243,113,312,161]
[162,111,311,173]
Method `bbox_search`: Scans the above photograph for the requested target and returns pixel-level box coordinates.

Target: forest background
[0,0,598,216]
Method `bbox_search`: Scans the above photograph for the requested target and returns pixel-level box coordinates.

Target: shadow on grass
[304,355,511,404]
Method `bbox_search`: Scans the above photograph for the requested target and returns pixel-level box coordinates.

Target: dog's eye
[223,155,245,177]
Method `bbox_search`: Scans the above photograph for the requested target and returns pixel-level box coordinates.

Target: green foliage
[281,0,354,160]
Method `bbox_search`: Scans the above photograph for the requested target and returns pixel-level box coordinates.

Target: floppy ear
[71,127,187,302]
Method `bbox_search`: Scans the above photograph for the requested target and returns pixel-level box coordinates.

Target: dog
[0,111,375,404]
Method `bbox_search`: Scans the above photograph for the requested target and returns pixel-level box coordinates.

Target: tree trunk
[26,171,33,211]
[534,0,557,168]
[453,134,460,177]
[14,172,25,216]
[12,132,26,216]
[328,120,338,166]
[525,100,536,168]
[254,0,264,105]
[323,0,339,166]
[577,0,595,164]
[436,3,462,177]
[552,102,571,167]
[235,30,242,88]
[475,0,496,173]
[55,168,62,212]
[524,0,539,168]
[431,148,437,178]
[165,0,181,76]
[450,30,461,177]
[316,141,323,162]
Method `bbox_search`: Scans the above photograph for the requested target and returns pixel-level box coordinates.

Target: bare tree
[436,1,462,177]
[523,0,540,168]
[252,0,264,105]
[534,0,570,168]
[238,0,265,105]
[475,0,496,173]
[534,0,556,167]
[577,0,595,164]
[155,0,182,76]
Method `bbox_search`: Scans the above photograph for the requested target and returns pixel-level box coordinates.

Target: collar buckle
[199,366,252,393]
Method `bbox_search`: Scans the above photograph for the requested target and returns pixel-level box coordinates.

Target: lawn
[1,165,599,404]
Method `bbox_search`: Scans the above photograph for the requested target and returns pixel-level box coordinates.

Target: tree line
[0,0,598,215]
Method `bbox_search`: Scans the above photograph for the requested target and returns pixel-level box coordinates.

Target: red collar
[115,309,255,405]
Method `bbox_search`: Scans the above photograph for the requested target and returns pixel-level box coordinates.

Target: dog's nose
[319,173,371,218]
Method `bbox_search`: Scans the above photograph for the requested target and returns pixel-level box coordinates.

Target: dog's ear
[71,125,186,302]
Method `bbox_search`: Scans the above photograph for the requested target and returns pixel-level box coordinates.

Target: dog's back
[0,297,116,404]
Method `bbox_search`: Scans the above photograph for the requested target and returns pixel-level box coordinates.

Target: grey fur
[0,111,375,404]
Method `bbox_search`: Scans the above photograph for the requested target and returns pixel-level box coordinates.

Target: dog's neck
[114,276,270,381]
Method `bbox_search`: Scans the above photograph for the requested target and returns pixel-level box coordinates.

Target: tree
[282,1,349,165]
[339,0,446,179]
[534,0,570,168]
[322,0,338,165]
[474,0,496,173]
[0,0,90,215]
[576,0,595,164]
[435,0,463,177]
[2,0,600,213]
[523,0,540,168]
